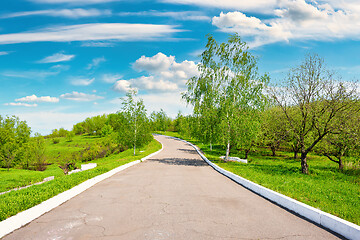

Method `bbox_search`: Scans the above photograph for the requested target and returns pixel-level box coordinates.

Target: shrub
[52,138,60,144]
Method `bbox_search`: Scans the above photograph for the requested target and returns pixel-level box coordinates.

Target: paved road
[3,135,341,240]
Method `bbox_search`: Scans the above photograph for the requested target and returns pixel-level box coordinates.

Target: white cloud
[112,80,133,92]
[102,73,122,83]
[114,52,198,92]
[28,0,120,4]
[140,91,191,118]
[0,23,182,45]
[15,94,59,103]
[0,51,9,56]
[70,77,95,86]
[38,52,75,63]
[81,41,115,47]
[4,102,38,107]
[133,52,175,73]
[118,10,210,21]
[60,91,104,101]
[159,0,278,13]
[1,70,59,79]
[86,56,106,70]
[212,1,360,47]
[0,8,111,19]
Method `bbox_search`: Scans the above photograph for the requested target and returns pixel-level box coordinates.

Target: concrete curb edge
[168,136,360,240]
[0,139,164,238]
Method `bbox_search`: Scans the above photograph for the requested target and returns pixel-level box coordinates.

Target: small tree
[270,54,359,174]
[120,90,152,156]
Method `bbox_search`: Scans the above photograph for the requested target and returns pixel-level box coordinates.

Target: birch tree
[120,90,151,156]
[183,34,268,160]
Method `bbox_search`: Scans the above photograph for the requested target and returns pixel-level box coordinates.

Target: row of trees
[181,34,360,174]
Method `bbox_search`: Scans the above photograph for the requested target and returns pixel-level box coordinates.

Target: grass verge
[0,139,161,221]
[160,131,360,226]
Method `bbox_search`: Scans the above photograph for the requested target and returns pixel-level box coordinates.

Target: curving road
[3,135,341,239]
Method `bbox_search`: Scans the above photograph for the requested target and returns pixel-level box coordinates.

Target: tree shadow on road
[149,157,208,167]
[177,148,198,155]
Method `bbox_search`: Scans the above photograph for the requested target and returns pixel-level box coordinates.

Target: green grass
[0,135,113,193]
[160,131,360,226]
[0,138,161,221]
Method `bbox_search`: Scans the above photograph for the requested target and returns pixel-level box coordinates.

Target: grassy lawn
[1,135,113,193]
[160,131,360,226]
[0,137,161,221]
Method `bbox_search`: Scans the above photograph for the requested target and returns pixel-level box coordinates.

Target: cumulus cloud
[0,23,181,45]
[0,8,111,19]
[4,102,38,107]
[113,52,199,92]
[38,52,75,63]
[118,10,210,21]
[86,56,106,70]
[112,80,133,92]
[15,94,59,103]
[70,77,95,86]
[102,73,122,83]
[212,1,360,47]
[60,91,104,101]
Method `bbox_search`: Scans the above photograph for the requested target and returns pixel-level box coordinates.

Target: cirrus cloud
[38,52,75,63]
[4,102,38,107]
[0,23,182,45]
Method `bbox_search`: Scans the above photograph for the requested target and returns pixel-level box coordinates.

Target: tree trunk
[338,157,344,170]
[210,142,212,151]
[225,141,230,162]
[300,152,309,174]
[245,149,250,159]
[294,151,298,159]
[133,144,136,156]
[270,145,276,157]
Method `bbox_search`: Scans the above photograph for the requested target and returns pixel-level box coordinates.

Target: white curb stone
[169,136,360,240]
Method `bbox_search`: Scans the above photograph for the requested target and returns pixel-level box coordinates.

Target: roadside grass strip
[0,139,162,238]
[164,134,360,240]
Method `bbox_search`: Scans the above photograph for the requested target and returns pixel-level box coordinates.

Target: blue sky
[1,0,360,135]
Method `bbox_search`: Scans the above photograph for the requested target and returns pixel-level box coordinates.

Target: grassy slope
[0,137,161,221]
[0,135,106,193]
[161,131,360,225]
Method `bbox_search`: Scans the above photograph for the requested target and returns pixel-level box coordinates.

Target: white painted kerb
[170,136,360,240]
[0,140,164,238]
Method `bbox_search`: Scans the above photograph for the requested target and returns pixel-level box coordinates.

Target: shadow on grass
[149,157,208,167]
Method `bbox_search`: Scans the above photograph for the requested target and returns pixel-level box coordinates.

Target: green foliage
[270,54,360,174]
[100,124,113,137]
[150,109,172,132]
[118,90,152,155]
[52,138,60,144]
[22,134,47,171]
[0,115,31,170]
[66,131,75,142]
[183,34,268,159]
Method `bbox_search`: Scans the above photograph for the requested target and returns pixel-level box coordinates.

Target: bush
[52,138,60,144]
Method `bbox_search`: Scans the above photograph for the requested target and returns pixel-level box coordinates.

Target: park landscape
[1,0,360,239]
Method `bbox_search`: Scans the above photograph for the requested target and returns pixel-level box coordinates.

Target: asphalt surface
[3,135,341,240]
